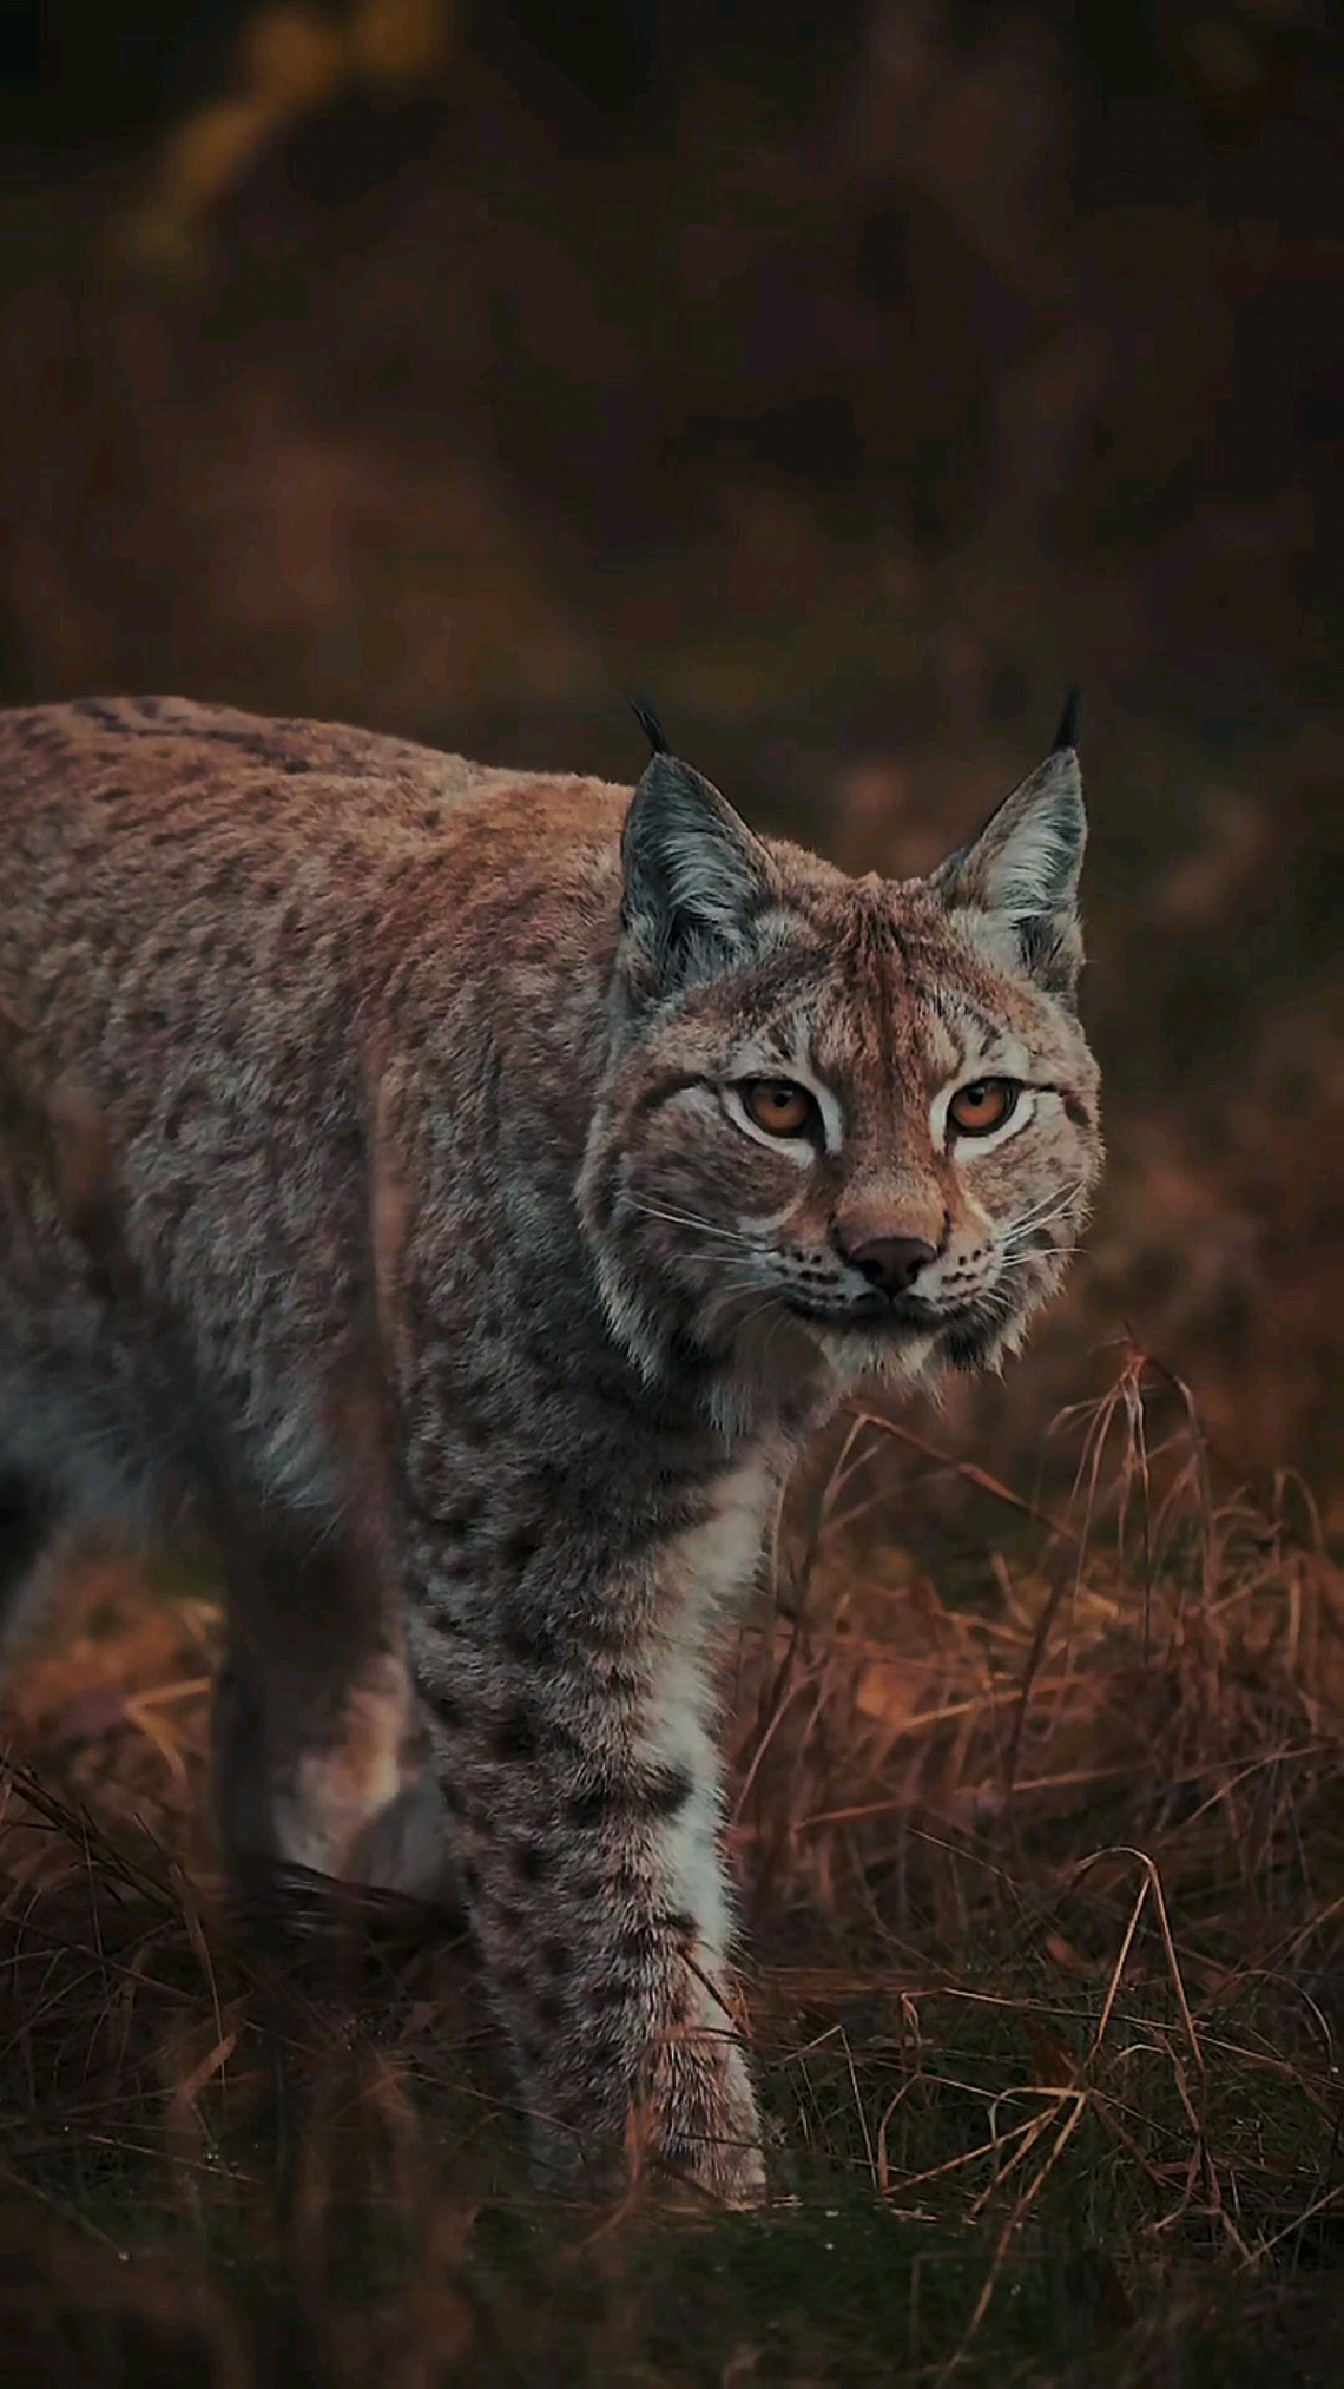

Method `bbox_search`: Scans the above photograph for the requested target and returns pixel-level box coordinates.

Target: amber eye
[740,1079,819,1139]
[948,1078,1020,1137]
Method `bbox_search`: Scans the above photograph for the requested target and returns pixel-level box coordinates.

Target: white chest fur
[639,1444,782,1971]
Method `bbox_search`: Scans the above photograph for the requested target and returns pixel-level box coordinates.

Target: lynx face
[581,741,1102,1404]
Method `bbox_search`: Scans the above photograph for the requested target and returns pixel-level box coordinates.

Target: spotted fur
[0,696,1102,2201]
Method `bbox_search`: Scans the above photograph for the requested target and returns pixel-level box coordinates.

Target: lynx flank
[0,696,1101,2202]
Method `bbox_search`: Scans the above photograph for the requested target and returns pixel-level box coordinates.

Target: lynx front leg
[417,1594,765,2204]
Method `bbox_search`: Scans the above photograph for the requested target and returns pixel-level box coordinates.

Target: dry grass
[1,1346,1341,2383]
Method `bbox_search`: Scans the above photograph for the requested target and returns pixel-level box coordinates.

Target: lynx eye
[948,1078,1020,1137]
[740,1079,819,1139]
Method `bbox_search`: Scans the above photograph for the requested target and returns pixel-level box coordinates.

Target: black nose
[841,1234,938,1298]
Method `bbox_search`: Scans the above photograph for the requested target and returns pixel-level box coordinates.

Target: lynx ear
[620,750,774,999]
[930,746,1086,999]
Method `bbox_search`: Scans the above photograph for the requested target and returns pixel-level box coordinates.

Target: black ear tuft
[619,751,773,1002]
[1052,685,1082,754]
[628,695,671,758]
[929,743,1086,1000]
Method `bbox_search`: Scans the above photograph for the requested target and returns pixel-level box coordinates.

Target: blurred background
[0,0,1340,1496]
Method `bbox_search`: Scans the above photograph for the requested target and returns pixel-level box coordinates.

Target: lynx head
[578,713,1102,1424]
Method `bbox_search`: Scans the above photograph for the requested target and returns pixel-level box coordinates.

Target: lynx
[0,694,1101,2202]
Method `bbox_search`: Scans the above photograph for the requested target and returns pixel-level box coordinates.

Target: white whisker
[1002,1178,1085,1237]
[1001,1186,1085,1249]
[625,1197,760,1251]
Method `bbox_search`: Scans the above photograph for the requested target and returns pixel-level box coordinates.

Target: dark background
[0,0,1340,1489]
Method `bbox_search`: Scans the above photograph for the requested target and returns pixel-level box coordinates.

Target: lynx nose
[840,1233,938,1298]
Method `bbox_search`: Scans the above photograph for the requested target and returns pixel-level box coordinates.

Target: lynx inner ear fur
[620,750,775,999]
[930,746,1086,999]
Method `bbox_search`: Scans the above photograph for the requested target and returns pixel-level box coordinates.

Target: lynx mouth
[781,1292,981,1336]
[786,1294,1013,1375]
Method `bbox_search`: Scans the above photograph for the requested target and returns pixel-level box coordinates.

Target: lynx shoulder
[0,693,1102,2201]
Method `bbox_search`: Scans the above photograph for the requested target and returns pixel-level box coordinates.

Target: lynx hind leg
[213,1650,459,1905]
[0,1472,60,1648]
[0,1066,101,1652]
[211,1529,457,1905]
[31,1067,456,1907]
